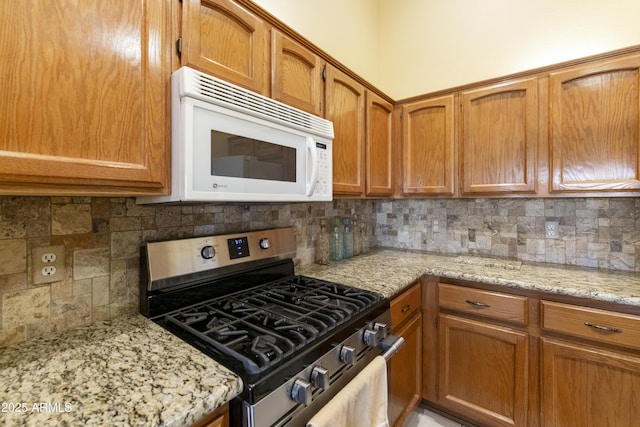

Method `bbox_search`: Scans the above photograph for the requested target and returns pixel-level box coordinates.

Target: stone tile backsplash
[376,198,640,271]
[0,196,376,347]
[1,195,638,347]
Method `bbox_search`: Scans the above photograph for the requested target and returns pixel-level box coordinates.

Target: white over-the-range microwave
[137,67,334,204]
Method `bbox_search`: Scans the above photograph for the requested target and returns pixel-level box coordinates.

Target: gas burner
[161,274,384,375]
[250,335,283,366]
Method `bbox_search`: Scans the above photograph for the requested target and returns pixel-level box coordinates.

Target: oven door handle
[380,334,405,361]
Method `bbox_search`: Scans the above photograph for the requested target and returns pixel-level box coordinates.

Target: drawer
[541,300,640,350]
[391,282,421,328]
[438,283,528,325]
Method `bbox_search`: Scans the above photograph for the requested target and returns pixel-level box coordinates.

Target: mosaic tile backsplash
[376,198,640,271]
[1,195,639,347]
[0,196,376,347]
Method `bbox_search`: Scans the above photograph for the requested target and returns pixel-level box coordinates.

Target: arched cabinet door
[0,0,170,195]
[181,0,269,95]
[325,65,366,196]
[271,30,324,116]
[402,95,456,196]
[549,55,640,193]
[366,92,394,197]
[460,78,538,195]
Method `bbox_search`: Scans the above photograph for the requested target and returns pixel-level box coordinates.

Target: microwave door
[210,155,283,181]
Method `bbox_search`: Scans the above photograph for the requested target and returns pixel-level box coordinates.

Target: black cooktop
[163,275,382,374]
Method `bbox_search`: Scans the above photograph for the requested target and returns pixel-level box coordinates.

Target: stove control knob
[291,379,312,405]
[310,366,329,390]
[339,345,356,366]
[374,322,389,338]
[363,322,389,347]
[200,245,216,260]
[364,328,382,347]
[259,238,270,250]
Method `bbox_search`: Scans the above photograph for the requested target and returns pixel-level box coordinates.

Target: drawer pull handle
[465,300,491,308]
[401,304,411,313]
[584,322,622,334]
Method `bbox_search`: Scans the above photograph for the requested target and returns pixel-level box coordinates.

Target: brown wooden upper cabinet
[366,92,394,196]
[401,95,456,196]
[548,55,640,193]
[271,30,324,116]
[460,78,538,195]
[325,65,366,196]
[180,0,269,95]
[0,0,170,195]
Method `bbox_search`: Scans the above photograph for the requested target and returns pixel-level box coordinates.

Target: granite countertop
[0,314,243,427]
[296,249,640,308]
[3,249,640,427]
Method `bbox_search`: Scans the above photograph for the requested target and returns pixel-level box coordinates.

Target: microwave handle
[306,137,319,196]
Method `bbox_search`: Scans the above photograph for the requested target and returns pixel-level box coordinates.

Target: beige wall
[253,0,640,99]
[252,0,380,87]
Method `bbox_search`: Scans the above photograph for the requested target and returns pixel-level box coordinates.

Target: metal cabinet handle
[584,322,622,333]
[465,299,491,308]
[401,304,411,313]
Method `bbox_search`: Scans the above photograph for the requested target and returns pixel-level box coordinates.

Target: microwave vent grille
[180,67,334,139]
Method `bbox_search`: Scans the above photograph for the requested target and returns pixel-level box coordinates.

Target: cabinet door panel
[0,0,169,193]
[461,78,537,194]
[439,314,528,427]
[326,66,365,196]
[182,0,268,95]
[272,31,323,115]
[402,95,455,195]
[549,55,640,192]
[541,338,640,427]
[366,92,394,196]
[388,313,422,427]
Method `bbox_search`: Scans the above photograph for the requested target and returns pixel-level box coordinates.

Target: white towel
[306,355,390,427]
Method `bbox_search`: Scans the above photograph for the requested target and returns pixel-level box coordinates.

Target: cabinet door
[366,92,394,196]
[325,66,366,196]
[401,95,456,195]
[181,0,269,95]
[438,314,528,427]
[461,78,538,195]
[549,55,640,192]
[271,30,323,116]
[388,312,422,427]
[0,0,169,194]
[541,338,640,427]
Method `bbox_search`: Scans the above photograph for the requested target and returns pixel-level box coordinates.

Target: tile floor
[404,406,464,427]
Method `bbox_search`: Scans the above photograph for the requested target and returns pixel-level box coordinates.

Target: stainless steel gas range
[139,227,403,427]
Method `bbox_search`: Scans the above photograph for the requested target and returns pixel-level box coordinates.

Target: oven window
[210,131,296,182]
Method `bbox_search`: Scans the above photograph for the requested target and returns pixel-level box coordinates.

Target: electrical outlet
[545,221,560,239]
[42,266,57,276]
[32,245,65,285]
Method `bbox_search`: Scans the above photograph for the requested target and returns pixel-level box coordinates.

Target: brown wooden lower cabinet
[388,282,422,427]
[189,403,229,427]
[437,314,529,427]
[540,337,640,427]
[424,277,640,427]
[389,312,422,427]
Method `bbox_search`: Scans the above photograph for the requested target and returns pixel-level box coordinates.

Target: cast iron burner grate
[163,275,381,374]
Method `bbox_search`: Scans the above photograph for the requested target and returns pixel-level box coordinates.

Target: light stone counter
[4,249,640,427]
[0,314,243,427]
[296,249,640,308]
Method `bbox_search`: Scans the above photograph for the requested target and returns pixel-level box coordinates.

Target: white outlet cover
[545,221,560,238]
[32,245,65,284]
